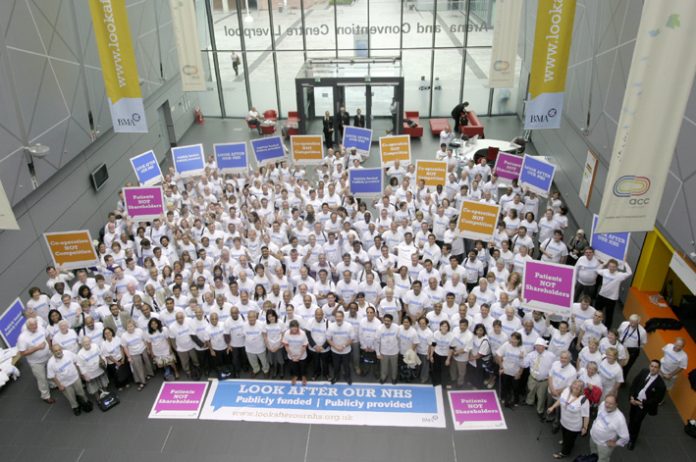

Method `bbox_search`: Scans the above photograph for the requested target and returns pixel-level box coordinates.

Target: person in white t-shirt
[589,396,629,461]
[146,318,178,379]
[574,247,601,301]
[451,318,473,388]
[547,379,590,459]
[243,311,269,376]
[598,347,624,399]
[168,312,200,377]
[659,338,688,390]
[540,230,569,264]
[17,318,54,403]
[47,345,91,415]
[76,336,109,396]
[375,314,400,384]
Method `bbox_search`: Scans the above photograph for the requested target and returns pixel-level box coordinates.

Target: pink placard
[448,390,507,430]
[522,260,576,315]
[493,152,523,182]
[149,382,209,419]
[123,186,164,221]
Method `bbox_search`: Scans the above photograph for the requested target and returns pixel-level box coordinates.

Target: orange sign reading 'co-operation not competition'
[379,135,411,164]
[457,200,501,241]
[290,135,324,165]
[416,160,448,187]
[44,230,99,270]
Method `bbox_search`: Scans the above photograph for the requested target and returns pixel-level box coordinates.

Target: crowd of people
[15,139,690,460]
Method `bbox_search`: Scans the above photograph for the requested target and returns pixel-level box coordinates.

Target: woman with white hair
[547,379,590,459]
[76,336,109,397]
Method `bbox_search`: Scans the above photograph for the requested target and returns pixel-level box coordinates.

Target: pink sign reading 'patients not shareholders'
[149,382,209,419]
[522,261,575,315]
[123,187,164,221]
[448,390,507,430]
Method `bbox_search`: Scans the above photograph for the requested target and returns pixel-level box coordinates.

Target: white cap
[534,338,548,347]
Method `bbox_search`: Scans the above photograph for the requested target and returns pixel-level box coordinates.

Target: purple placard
[522,260,576,315]
[123,186,164,221]
[493,152,523,182]
[149,382,209,419]
[448,390,507,430]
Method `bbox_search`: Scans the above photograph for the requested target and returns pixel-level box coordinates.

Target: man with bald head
[168,311,200,377]
[47,345,91,415]
[17,318,54,403]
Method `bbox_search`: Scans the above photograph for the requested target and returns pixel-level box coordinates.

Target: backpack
[572,454,598,462]
[644,317,683,333]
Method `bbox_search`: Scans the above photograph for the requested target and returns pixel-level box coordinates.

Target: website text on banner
[0,299,26,348]
[489,0,524,88]
[524,0,576,130]
[88,0,147,132]
[199,379,446,428]
[590,214,630,262]
[214,142,248,173]
[519,154,556,197]
[130,151,163,186]
[290,135,324,165]
[596,1,696,233]
[522,260,576,316]
[172,144,206,178]
[416,160,448,187]
[379,135,411,164]
[493,152,523,182]
[43,230,99,270]
[168,0,206,92]
[448,390,508,430]
[343,126,373,155]
[123,187,165,222]
[251,136,286,165]
[149,382,209,419]
[457,200,501,241]
[349,168,384,198]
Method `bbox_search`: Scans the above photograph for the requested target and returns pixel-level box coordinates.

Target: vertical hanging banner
[578,150,599,208]
[214,143,248,173]
[169,0,206,92]
[524,0,577,130]
[88,0,147,133]
[596,1,696,233]
[290,135,324,165]
[0,180,19,230]
[489,0,524,88]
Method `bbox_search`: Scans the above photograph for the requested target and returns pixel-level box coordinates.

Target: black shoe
[330,378,337,385]
[379,379,385,384]
[551,425,560,434]
[347,381,352,385]
[627,441,635,451]
[73,407,81,416]
[392,380,397,385]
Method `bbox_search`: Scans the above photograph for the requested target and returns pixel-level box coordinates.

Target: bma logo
[613,175,651,205]
[117,113,142,127]
[529,108,558,124]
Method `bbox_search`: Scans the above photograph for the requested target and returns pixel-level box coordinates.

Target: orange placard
[44,230,99,270]
[416,160,448,187]
[290,135,324,165]
[457,200,501,241]
[379,135,411,164]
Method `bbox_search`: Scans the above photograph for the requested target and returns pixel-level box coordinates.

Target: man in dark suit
[450,101,469,133]
[336,106,350,142]
[627,359,667,449]
[354,108,365,128]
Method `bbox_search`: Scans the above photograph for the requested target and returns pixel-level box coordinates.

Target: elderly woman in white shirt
[547,379,590,459]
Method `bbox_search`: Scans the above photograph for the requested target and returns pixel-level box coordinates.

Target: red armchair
[402,111,423,138]
[460,111,485,138]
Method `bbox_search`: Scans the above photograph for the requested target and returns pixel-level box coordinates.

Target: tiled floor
[2,116,693,462]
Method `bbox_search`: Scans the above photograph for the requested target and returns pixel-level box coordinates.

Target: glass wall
[196,0,518,118]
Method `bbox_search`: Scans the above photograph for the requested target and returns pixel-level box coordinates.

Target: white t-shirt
[46,350,80,386]
[558,387,590,432]
[327,321,354,354]
[598,358,624,394]
[416,326,433,356]
[660,344,688,376]
[496,342,524,376]
[431,331,454,357]
[17,327,51,364]
[242,321,267,354]
[451,328,473,362]
[375,323,400,356]
[168,320,196,352]
[121,328,147,355]
[51,330,80,354]
[76,347,105,380]
[283,330,309,360]
[146,327,172,357]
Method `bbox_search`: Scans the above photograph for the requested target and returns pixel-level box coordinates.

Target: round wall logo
[493,60,510,71]
[613,175,651,197]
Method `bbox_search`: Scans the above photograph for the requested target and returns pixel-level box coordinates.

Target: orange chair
[286,111,300,136]
[460,111,485,138]
[263,109,278,121]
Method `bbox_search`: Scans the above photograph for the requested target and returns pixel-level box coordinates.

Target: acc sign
[290,135,324,165]
[379,135,411,164]
[457,200,500,241]
[522,261,576,315]
[612,175,651,205]
[44,230,99,270]
[416,160,448,187]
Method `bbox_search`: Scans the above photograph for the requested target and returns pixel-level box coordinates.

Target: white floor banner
[596,1,696,233]
[489,0,523,88]
[199,379,446,428]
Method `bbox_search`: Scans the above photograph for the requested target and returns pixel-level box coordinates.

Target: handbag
[97,390,120,412]
[476,339,495,374]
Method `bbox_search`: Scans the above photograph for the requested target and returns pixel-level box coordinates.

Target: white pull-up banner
[489,0,523,88]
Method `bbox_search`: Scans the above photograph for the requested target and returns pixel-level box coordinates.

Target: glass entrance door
[370,84,398,137]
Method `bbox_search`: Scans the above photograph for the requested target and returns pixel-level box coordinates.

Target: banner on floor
[130,150,163,186]
[343,126,372,154]
[214,142,248,173]
[0,298,25,348]
[379,135,411,164]
[519,155,556,197]
[416,160,448,187]
[448,390,507,430]
[149,382,209,419]
[88,0,147,133]
[0,180,19,230]
[169,0,206,92]
[578,150,599,208]
[493,152,523,182]
[43,230,99,270]
[251,136,286,165]
[590,214,630,262]
[290,135,324,165]
[123,186,164,222]
[522,260,575,315]
[524,0,577,130]
[349,168,384,198]
[199,379,446,428]
[457,200,501,241]
[596,1,696,233]
[172,144,205,177]
[489,0,523,88]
